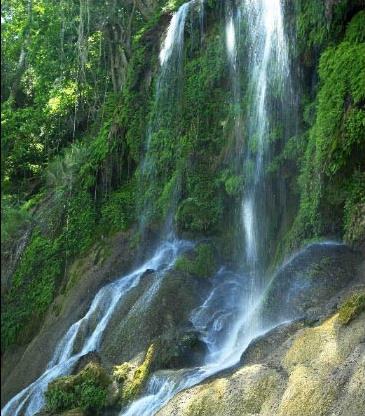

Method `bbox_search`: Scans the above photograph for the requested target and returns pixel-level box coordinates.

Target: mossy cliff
[279,6,365,254]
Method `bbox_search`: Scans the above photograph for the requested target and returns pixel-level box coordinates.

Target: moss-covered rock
[114,344,155,407]
[175,243,217,279]
[157,300,365,416]
[260,243,361,325]
[338,291,365,325]
[152,329,206,371]
[285,10,365,250]
[45,362,111,415]
[100,267,209,370]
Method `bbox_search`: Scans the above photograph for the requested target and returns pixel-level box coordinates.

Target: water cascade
[139,0,199,240]
[223,0,293,356]
[3,1,294,415]
[1,240,194,416]
[241,0,290,273]
[2,2,198,415]
[119,0,294,414]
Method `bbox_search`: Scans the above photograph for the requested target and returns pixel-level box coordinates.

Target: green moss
[116,344,155,406]
[286,11,365,250]
[343,171,365,245]
[136,18,230,235]
[1,230,63,351]
[63,191,96,256]
[175,243,216,278]
[176,193,223,234]
[293,0,363,55]
[338,292,365,325]
[344,10,365,43]
[45,362,111,415]
[99,183,135,236]
[1,197,31,247]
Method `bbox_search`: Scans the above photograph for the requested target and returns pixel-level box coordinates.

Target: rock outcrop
[157,299,365,416]
[156,251,365,416]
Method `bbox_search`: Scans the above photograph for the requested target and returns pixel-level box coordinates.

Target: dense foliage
[285,9,365,250]
[45,362,111,414]
[1,0,364,356]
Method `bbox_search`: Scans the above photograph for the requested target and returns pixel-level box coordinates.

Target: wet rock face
[260,243,361,326]
[1,231,136,406]
[100,268,210,371]
[157,306,365,416]
[240,319,308,366]
[155,248,365,416]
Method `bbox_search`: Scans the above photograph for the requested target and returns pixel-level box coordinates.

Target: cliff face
[1,1,365,415]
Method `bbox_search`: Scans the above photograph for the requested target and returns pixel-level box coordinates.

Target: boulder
[260,243,361,325]
[100,268,210,370]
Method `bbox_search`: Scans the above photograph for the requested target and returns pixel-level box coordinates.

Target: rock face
[100,268,209,370]
[260,243,361,326]
[157,308,365,416]
[156,251,365,416]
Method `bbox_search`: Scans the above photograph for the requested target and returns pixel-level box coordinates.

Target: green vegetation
[175,243,217,278]
[1,0,159,352]
[114,344,155,405]
[1,231,63,350]
[1,0,364,361]
[45,362,111,415]
[285,10,365,250]
[338,292,365,325]
[45,345,155,414]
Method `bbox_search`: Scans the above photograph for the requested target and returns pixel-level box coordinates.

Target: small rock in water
[141,269,155,279]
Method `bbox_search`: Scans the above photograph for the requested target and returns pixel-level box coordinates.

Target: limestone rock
[157,308,365,416]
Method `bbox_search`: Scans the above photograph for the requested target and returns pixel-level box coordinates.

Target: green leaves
[1,230,63,351]
[286,10,365,249]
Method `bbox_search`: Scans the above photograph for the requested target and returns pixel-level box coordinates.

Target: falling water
[139,0,197,239]
[241,0,290,272]
[3,1,294,415]
[1,240,194,416]
[119,1,293,415]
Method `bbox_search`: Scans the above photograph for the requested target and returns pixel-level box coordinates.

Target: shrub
[45,363,110,415]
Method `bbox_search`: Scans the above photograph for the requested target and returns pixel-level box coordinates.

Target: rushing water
[1,239,193,416]
[3,1,294,415]
[241,0,290,271]
[2,3,198,415]
[119,0,293,415]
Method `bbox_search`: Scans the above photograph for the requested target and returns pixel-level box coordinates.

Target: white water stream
[2,239,193,416]
[120,0,292,414]
[3,1,294,415]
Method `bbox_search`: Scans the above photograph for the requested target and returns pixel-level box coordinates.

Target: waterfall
[3,1,294,415]
[119,1,294,415]
[139,0,196,240]
[2,3,198,415]
[241,0,290,273]
[1,240,194,416]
